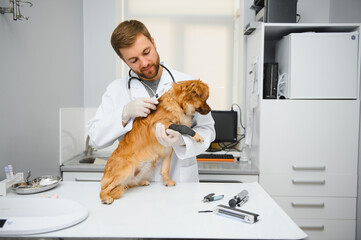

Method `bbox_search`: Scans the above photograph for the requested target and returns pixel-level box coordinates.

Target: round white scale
[0,198,88,235]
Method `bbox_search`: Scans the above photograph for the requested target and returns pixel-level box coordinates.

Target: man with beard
[87,20,215,182]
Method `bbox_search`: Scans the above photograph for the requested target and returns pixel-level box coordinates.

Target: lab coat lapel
[158,63,175,94]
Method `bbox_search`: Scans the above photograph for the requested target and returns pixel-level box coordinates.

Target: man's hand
[155,123,185,147]
[122,97,158,123]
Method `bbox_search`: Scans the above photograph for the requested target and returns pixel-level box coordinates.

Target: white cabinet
[275,32,359,99]
[245,23,360,240]
[259,100,359,198]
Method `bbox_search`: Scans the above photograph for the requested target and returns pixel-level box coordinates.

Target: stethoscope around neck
[127,63,175,90]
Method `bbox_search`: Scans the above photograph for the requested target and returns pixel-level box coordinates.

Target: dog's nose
[198,104,211,115]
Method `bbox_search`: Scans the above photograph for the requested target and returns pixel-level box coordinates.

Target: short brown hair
[111,20,152,59]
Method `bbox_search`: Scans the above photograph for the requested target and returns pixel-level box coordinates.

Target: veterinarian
[87,20,215,182]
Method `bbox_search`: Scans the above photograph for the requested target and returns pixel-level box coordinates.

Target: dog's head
[172,80,211,115]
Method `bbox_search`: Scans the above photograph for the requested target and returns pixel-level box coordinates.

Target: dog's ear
[172,80,197,95]
[189,80,208,99]
[173,80,209,100]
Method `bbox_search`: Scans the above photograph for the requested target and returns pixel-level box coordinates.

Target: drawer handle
[291,202,325,208]
[75,177,101,182]
[199,179,243,183]
[299,225,324,231]
[292,165,326,171]
[292,179,325,185]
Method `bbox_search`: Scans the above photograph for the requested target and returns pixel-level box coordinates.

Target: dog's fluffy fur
[99,80,211,204]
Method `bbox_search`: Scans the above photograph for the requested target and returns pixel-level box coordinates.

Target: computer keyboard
[196,153,235,162]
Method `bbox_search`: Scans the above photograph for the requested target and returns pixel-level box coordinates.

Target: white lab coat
[86,62,215,182]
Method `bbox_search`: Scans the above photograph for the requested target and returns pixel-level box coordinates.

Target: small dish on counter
[12,175,62,194]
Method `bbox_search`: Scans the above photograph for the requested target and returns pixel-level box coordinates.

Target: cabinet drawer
[272,196,356,219]
[62,172,103,182]
[259,100,359,175]
[199,174,258,183]
[260,173,357,197]
[294,219,355,240]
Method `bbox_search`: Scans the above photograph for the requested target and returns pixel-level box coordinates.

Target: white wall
[297,0,331,23]
[0,0,84,180]
[83,0,118,108]
[330,0,361,23]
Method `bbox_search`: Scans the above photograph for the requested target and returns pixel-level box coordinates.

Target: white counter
[2,182,307,239]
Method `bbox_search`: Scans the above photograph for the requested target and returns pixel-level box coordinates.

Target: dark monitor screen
[211,110,238,143]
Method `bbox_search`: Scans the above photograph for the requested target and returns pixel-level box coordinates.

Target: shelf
[249,22,361,40]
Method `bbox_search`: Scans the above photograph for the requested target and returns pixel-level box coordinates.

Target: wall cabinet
[245,22,360,240]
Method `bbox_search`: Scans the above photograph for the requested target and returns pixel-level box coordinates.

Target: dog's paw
[192,132,204,143]
[101,196,114,205]
[164,180,176,187]
[139,180,150,186]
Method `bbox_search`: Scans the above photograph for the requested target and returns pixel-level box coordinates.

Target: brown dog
[100,80,211,204]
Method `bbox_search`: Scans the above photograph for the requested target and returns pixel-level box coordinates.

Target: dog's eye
[192,90,199,97]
